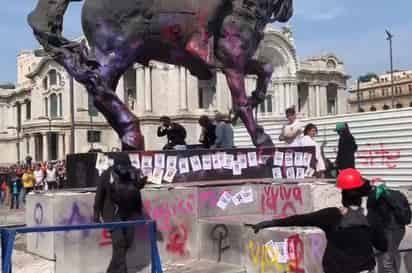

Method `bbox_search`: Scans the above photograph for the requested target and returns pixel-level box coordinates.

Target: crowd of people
[0,160,66,209]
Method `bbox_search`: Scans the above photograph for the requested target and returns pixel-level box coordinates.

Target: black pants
[107,228,135,273]
[47,181,58,190]
[10,194,19,209]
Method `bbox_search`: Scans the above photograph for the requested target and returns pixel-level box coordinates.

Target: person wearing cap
[246,168,387,273]
[335,122,358,171]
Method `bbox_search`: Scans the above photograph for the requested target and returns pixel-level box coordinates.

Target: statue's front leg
[245,60,274,108]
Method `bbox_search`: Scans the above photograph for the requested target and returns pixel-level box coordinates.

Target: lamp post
[7,126,20,163]
[77,107,94,150]
[37,116,63,160]
[386,30,395,108]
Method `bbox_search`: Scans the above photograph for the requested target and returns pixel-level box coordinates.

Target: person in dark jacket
[246,168,387,273]
[335,122,358,171]
[367,183,409,273]
[93,157,148,273]
[157,116,187,150]
[198,115,216,149]
[10,174,22,209]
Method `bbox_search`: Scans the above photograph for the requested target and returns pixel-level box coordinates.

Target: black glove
[92,212,101,223]
[244,223,260,234]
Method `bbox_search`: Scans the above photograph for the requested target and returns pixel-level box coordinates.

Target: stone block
[142,187,199,264]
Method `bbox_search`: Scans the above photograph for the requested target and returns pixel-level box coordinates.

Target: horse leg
[223,68,273,147]
[245,60,274,108]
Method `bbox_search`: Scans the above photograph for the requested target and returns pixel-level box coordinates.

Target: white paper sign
[142,155,153,169]
[274,151,284,166]
[274,241,289,263]
[190,155,202,172]
[296,167,305,179]
[237,153,248,169]
[286,167,295,179]
[212,153,222,169]
[154,154,165,169]
[166,156,177,169]
[232,161,242,176]
[240,187,254,203]
[272,167,283,180]
[265,240,276,261]
[179,158,190,174]
[216,191,233,210]
[285,152,294,167]
[95,153,110,176]
[305,167,315,177]
[224,154,234,169]
[201,154,212,170]
[303,152,313,167]
[163,168,177,183]
[141,168,153,181]
[151,168,164,185]
[232,192,243,206]
[294,152,304,166]
[247,152,258,167]
[129,153,140,169]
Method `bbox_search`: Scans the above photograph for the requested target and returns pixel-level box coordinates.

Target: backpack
[386,189,412,226]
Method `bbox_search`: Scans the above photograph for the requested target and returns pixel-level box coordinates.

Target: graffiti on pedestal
[261,186,304,217]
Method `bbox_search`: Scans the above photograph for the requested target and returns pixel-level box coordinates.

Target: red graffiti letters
[99,229,112,246]
[261,186,303,217]
[166,224,189,256]
[358,144,400,169]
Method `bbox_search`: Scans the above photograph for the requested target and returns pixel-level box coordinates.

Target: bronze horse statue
[28,0,293,150]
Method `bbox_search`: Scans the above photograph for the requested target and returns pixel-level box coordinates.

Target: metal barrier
[0,220,163,273]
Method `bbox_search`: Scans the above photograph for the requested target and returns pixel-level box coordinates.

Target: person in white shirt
[46,164,58,190]
[279,106,304,147]
[33,164,45,191]
[301,123,326,177]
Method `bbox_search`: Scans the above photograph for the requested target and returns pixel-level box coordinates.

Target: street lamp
[386,30,395,108]
[37,116,63,160]
[7,126,20,163]
[77,107,94,150]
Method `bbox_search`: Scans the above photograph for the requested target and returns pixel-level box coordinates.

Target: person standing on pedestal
[157,116,187,150]
[335,122,358,172]
[279,106,304,147]
[213,112,234,149]
[301,123,326,177]
[198,115,216,149]
[46,164,58,190]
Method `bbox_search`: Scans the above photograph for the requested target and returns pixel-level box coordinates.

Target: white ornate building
[0,25,349,164]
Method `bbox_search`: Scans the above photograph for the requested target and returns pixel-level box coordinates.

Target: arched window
[49,70,57,86]
[44,97,48,116]
[25,100,31,120]
[327,59,337,69]
[266,95,273,113]
[50,94,58,118]
[396,103,403,109]
[370,106,377,112]
[383,104,390,110]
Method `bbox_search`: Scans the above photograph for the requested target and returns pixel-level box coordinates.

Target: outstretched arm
[246,207,342,233]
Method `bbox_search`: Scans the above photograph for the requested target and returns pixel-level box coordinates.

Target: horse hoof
[248,90,265,107]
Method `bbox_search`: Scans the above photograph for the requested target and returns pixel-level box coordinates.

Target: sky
[0,0,412,84]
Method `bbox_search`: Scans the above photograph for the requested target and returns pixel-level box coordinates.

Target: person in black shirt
[198,115,216,149]
[157,116,187,150]
[246,168,387,273]
[335,122,358,171]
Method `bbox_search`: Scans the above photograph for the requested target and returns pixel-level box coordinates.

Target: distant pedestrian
[335,122,358,171]
[10,174,22,209]
[198,115,216,149]
[46,164,58,190]
[213,112,234,149]
[279,106,303,147]
[34,164,45,191]
[22,167,35,203]
[157,116,187,150]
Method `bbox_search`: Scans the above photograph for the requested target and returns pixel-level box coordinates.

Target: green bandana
[375,184,389,200]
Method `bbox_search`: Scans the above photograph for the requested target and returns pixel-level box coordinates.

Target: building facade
[0,25,349,164]
[348,70,412,113]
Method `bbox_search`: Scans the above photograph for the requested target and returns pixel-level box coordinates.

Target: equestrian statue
[28,0,293,150]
